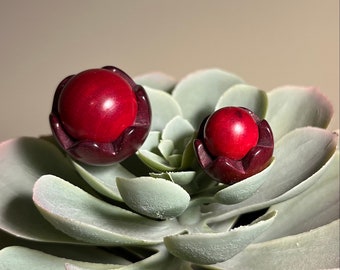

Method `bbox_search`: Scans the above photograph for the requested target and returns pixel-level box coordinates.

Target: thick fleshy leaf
[180,135,197,170]
[202,128,338,224]
[256,150,339,242]
[33,175,184,246]
[116,249,186,270]
[137,150,176,172]
[134,72,177,92]
[139,131,161,153]
[215,159,275,204]
[215,84,268,118]
[172,69,244,128]
[250,127,337,200]
[238,127,335,203]
[0,246,122,270]
[65,249,186,270]
[150,171,196,186]
[164,211,276,265]
[206,220,340,270]
[266,86,333,141]
[166,154,182,167]
[144,87,182,131]
[162,116,195,155]
[0,230,130,265]
[116,176,190,219]
[0,137,89,243]
[158,139,175,159]
[71,161,136,201]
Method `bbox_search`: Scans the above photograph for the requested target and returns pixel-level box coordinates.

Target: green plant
[0,68,338,269]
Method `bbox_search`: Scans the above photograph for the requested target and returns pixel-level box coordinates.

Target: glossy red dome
[203,107,259,160]
[58,68,138,143]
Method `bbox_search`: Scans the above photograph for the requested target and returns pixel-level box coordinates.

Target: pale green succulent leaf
[137,150,176,171]
[167,154,183,167]
[164,211,276,265]
[33,175,184,246]
[65,253,185,270]
[266,86,333,141]
[215,84,268,118]
[158,139,175,159]
[134,72,177,92]
[255,150,339,242]
[202,216,239,234]
[150,171,196,186]
[203,128,338,224]
[252,127,337,201]
[0,230,130,265]
[139,131,161,152]
[161,116,195,153]
[62,247,189,270]
[172,69,244,128]
[71,161,136,202]
[0,246,122,270]
[206,220,340,270]
[180,134,197,170]
[215,158,275,204]
[0,137,89,244]
[112,249,186,270]
[144,87,182,131]
[116,176,190,219]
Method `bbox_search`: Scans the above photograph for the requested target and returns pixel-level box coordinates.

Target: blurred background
[0,0,338,141]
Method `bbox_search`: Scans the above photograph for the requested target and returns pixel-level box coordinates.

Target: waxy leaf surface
[72,161,136,201]
[144,87,182,131]
[134,72,177,93]
[0,137,87,243]
[0,246,122,270]
[215,84,268,119]
[256,150,339,242]
[33,175,185,246]
[266,86,333,141]
[164,211,276,265]
[205,220,340,270]
[116,176,190,219]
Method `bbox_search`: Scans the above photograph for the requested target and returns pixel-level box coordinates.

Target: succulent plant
[0,68,339,269]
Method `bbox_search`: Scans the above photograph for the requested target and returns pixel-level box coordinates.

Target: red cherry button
[58,69,138,142]
[203,107,259,160]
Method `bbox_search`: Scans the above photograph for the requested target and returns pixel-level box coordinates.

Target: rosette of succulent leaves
[0,68,339,270]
